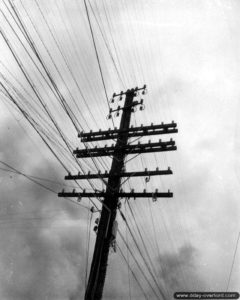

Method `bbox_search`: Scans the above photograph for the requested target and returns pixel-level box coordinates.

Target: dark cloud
[158,244,206,294]
[0,119,89,300]
[101,243,206,299]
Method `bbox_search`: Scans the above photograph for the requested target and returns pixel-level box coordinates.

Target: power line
[0,166,78,189]
[117,243,149,300]
[118,228,159,299]
[0,160,89,210]
[83,0,113,126]
[119,208,167,300]
[226,231,240,291]
[87,0,126,89]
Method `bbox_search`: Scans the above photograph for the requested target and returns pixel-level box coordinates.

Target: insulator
[83,189,86,193]
[120,91,123,95]
[77,197,81,202]
[141,124,143,127]
[68,172,71,176]
[135,86,138,91]
[110,98,114,103]
[145,176,150,183]
[156,167,159,171]
[72,189,75,193]
[93,225,98,232]
[155,189,158,193]
[107,114,112,119]
[131,189,134,193]
[143,189,146,193]
[115,111,120,117]
[148,140,151,144]
[119,96,122,101]
[78,172,80,175]
[140,99,143,104]
[90,206,95,213]
[140,106,143,111]
[168,167,171,170]
[143,84,146,89]
[112,92,116,97]
[98,170,101,174]
[95,218,99,224]
[62,189,65,193]
[142,90,145,95]
[105,170,108,174]
[152,196,157,202]
[145,168,148,171]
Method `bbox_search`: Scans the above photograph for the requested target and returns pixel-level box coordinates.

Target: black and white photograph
[0,1,239,299]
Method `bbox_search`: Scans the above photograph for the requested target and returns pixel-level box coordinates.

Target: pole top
[111,85,147,99]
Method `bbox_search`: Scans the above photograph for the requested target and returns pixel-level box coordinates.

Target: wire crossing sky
[0,1,240,299]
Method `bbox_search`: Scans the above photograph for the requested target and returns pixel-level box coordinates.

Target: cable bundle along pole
[58,85,178,299]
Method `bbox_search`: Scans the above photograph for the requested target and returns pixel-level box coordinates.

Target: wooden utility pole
[84,88,135,299]
[58,85,178,299]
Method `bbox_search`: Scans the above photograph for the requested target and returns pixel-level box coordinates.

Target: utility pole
[58,85,178,299]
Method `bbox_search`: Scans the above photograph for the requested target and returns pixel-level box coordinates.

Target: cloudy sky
[0,0,240,299]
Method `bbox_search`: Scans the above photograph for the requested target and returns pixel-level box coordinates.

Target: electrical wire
[117,243,149,300]
[226,231,240,291]
[0,160,89,210]
[83,0,113,127]
[118,228,159,299]
[119,208,167,300]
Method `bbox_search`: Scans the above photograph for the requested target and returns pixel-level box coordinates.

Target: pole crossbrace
[58,191,173,199]
[79,122,178,142]
[65,168,172,180]
[74,140,177,158]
